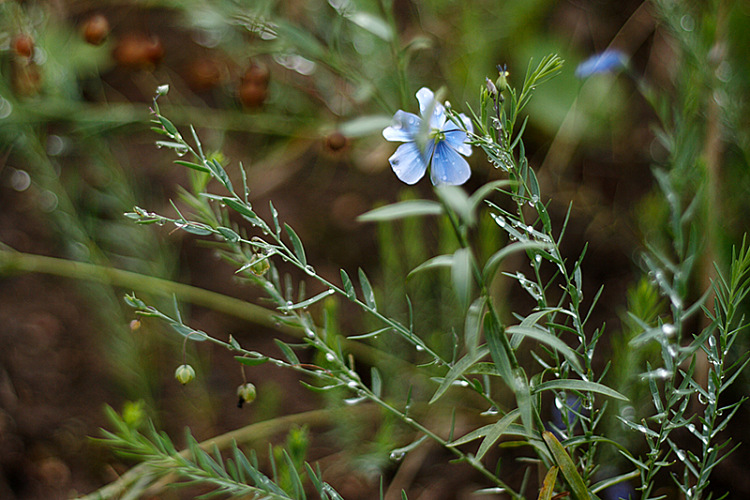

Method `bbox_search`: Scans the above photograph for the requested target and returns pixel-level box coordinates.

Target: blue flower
[382,88,473,185]
[575,49,627,78]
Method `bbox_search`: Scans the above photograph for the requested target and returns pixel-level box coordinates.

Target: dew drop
[0,97,12,119]
[325,353,335,362]
[344,396,366,405]
[415,344,424,352]
[10,169,31,191]
[389,451,405,462]
[661,323,676,336]
[304,265,316,276]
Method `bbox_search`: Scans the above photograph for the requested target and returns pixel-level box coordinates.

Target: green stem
[0,248,390,369]
[76,406,371,500]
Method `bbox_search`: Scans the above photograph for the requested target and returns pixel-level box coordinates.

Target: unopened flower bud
[495,64,510,93]
[174,364,195,385]
[156,84,170,96]
[237,382,257,408]
[129,319,141,332]
[485,77,497,96]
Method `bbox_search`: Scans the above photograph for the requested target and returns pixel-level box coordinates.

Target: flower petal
[416,87,446,129]
[443,113,473,156]
[430,143,471,186]
[389,141,429,185]
[575,49,627,78]
[383,111,422,142]
[444,130,472,157]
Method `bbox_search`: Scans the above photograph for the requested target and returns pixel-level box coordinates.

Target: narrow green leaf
[158,116,179,137]
[171,323,208,341]
[590,470,639,494]
[179,223,213,236]
[340,269,356,300]
[389,435,428,459]
[506,325,581,372]
[358,268,377,310]
[322,484,345,500]
[408,254,453,277]
[174,160,210,173]
[533,379,628,401]
[282,289,334,311]
[476,410,521,460]
[451,248,472,310]
[224,198,259,221]
[282,449,306,500]
[513,369,535,436]
[464,297,486,356]
[483,241,551,282]
[284,223,307,266]
[436,185,473,225]
[209,158,233,191]
[234,356,269,366]
[270,201,281,237]
[542,431,591,500]
[448,422,494,447]
[371,367,382,397]
[483,313,514,386]
[347,327,390,340]
[430,346,489,404]
[357,200,443,222]
[274,339,300,365]
[217,226,241,243]
[305,463,322,492]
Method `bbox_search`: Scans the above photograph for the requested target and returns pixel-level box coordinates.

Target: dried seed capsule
[185,57,222,91]
[325,131,349,152]
[113,34,164,69]
[238,62,270,108]
[82,14,110,46]
[238,81,267,108]
[242,62,270,88]
[13,34,34,58]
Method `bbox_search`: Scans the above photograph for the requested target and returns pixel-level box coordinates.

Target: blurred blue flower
[575,49,627,78]
[382,88,473,185]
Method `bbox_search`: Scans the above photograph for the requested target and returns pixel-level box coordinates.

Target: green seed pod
[249,254,270,276]
[174,364,195,385]
[237,382,257,408]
